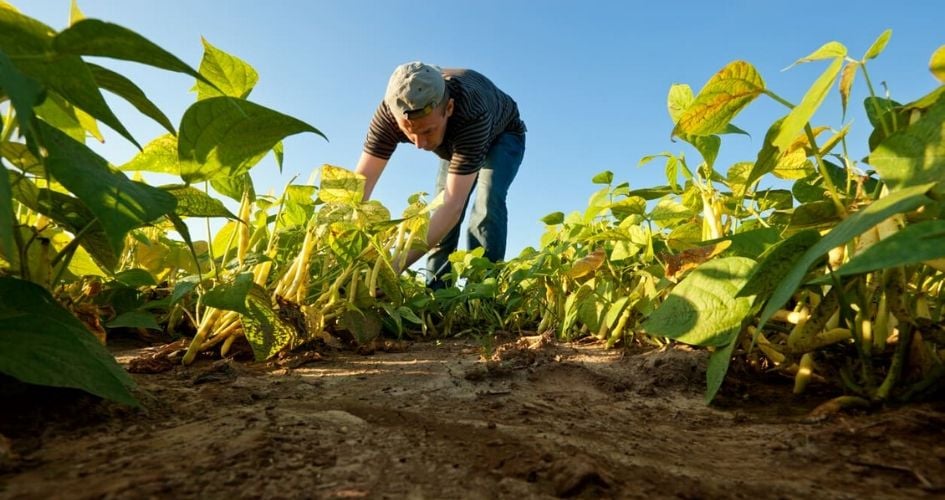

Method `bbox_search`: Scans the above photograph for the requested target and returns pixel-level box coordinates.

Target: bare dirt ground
[2,335,944,499]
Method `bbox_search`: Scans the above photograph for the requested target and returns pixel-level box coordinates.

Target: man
[355,62,526,288]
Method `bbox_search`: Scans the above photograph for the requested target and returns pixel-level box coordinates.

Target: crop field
[1,2,944,498]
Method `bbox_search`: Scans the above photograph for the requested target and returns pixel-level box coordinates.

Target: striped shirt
[363,68,526,175]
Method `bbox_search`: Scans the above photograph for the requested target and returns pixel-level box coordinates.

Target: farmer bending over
[355,62,526,289]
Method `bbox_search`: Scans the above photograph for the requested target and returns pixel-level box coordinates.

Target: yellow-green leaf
[120,133,179,174]
[839,61,858,118]
[863,29,892,61]
[69,0,85,25]
[161,184,238,218]
[318,164,365,205]
[791,41,847,66]
[672,61,765,137]
[773,57,843,151]
[194,38,259,100]
[242,284,297,360]
[667,83,694,124]
[930,45,945,84]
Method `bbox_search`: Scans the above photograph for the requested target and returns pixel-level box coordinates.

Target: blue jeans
[425,131,525,288]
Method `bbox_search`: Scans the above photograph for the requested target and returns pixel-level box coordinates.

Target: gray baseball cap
[384,62,446,120]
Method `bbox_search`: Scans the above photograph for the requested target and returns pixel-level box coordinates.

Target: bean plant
[2,1,943,408]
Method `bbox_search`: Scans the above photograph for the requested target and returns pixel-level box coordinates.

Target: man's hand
[394,170,477,273]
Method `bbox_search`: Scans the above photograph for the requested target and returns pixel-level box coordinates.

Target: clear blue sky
[20,1,945,258]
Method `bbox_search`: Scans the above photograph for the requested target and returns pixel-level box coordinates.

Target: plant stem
[858,64,898,135]
[764,90,795,110]
[804,124,848,217]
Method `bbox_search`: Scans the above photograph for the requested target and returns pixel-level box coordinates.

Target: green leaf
[0,9,55,58]
[604,297,631,330]
[340,308,382,345]
[0,49,43,145]
[932,45,945,84]
[864,97,901,129]
[705,336,737,404]
[0,277,138,406]
[680,133,720,170]
[863,29,892,61]
[792,160,877,203]
[672,61,765,137]
[0,163,12,260]
[650,198,693,227]
[742,118,785,192]
[106,311,161,330]
[39,121,177,253]
[0,10,140,149]
[114,268,157,287]
[210,173,254,202]
[722,123,750,136]
[318,164,364,204]
[591,170,614,185]
[166,213,203,279]
[54,19,209,85]
[627,186,674,200]
[273,141,285,172]
[178,97,325,183]
[758,183,935,327]
[202,272,254,315]
[773,57,843,151]
[788,200,842,230]
[643,256,756,347]
[870,90,945,195]
[28,56,139,147]
[609,196,646,221]
[738,230,820,298]
[722,227,782,259]
[241,283,296,360]
[791,41,847,65]
[753,189,794,212]
[194,37,259,100]
[541,211,564,225]
[161,184,237,218]
[170,277,199,305]
[397,305,423,325]
[832,221,945,277]
[87,63,175,134]
[277,184,316,228]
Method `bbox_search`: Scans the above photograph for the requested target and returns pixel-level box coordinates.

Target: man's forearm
[396,200,464,272]
[354,152,387,201]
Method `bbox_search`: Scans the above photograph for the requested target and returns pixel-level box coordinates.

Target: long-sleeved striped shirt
[363,68,526,175]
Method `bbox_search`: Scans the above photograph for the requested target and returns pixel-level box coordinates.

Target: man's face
[397,99,454,151]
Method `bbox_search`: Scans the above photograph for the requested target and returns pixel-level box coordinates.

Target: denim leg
[424,159,472,288]
[467,132,525,262]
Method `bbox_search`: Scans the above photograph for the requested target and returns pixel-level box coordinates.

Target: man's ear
[445,98,455,118]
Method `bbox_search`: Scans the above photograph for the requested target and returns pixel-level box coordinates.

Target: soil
[2,334,944,499]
